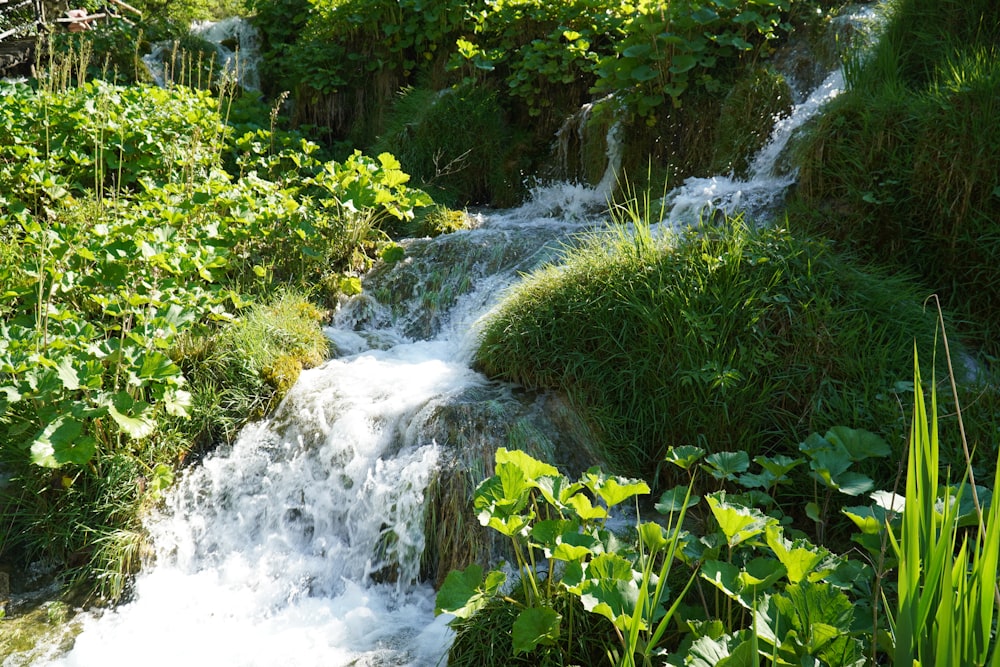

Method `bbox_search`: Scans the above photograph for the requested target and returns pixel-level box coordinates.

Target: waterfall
[143,17,261,90]
[43,196,607,667]
[22,6,889,666]
[658,3,886,231]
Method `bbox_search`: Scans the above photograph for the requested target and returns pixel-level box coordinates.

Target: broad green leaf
[579,576,640,627]
[533,475,582,509]
[707,491,773,547]
[754,454,804,480]
[637,521,668,552]
[565,492,608,521]
[765,525,830,584]
[842,505,888,535]
[664,445,705,470]
[670,54,699,73]
[435,564,505,618]
[56,356,80,390]
[737,470,775,489]
[825,426,891,461]
[30,416,96,467]
[832,471,875,496]
[686,633,736,667]
[495,447,559,481]
[656,485,700,513]
[630,64,660,82]
[108,393,156,439]
[702,451,750,481]
[511,607,561,655]
[592,475,649,508]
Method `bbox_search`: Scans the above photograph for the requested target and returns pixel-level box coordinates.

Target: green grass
[476,213,947,481]
[792,0,1000,354]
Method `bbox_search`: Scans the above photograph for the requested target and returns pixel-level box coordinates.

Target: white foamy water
[42,187,611,667]
[143,17,261,90]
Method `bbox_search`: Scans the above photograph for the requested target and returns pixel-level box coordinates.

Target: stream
[13,6,886,665]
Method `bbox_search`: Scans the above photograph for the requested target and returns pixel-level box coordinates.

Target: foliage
[0,77,434,599]
[436,448,693,666]
[793,0,1000,353]
[373,84,528,206]
[476,211,944,476]
[440,436,896,666]
[887,350,1000,666]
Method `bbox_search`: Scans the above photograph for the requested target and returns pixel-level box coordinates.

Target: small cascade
[44,190,610,667]
[661,69,844,226]
[143,16,260,90]
[658,3,886,231]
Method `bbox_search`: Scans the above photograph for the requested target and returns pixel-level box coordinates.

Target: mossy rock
[712,68,794,178]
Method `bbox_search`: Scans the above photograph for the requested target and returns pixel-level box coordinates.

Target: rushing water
[39,191,607,667]
[19,6,888,666]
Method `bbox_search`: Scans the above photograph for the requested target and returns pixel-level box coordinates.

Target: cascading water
[20,6,889,666]
[143,17,261,90]
[657,3,886,230]
[39,188,611,667]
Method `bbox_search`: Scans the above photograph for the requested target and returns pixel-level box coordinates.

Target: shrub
[476,216,946,479]
[374,84,528,206]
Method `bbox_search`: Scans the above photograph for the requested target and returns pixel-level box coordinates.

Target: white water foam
[43,190,608,667]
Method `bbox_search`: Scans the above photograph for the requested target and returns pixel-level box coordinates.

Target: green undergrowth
[793,0,1000,355]
[476,212,953,480]
[374,83,529,206]
[0,68,438,602]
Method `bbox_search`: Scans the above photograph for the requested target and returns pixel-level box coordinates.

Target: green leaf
[592,475,650,508]
[630,64,660,82]
[30,416,97,467]
[148,463,174,500]
[670,54,699,73]
[565,492,608,522]
[107,392,156,439]
[56,356,80,390]
[702,451,750,481]
[511,607,561,654]
[435,564,505,618]
[707,491,773,547]
[765,525,831,584]
[664,445,705,470]
[825,426,891,461]
[496,447,559,481]
[656,485,700,513]
[754,454,804,480]
[841,506,886,535]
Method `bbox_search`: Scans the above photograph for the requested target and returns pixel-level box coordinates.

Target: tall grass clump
[889,347,1000,666]
[793,0,1000,352]
[476,212,946,479]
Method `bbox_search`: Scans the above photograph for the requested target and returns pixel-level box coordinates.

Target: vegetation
[0,53,435,601]
[248,0,842,202]
[3,0,1000,664]
[793,0,1000,354]
[477,212,949,478]
[437,355,1000,665]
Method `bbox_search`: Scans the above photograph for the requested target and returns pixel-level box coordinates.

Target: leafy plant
[436,448,694,666]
